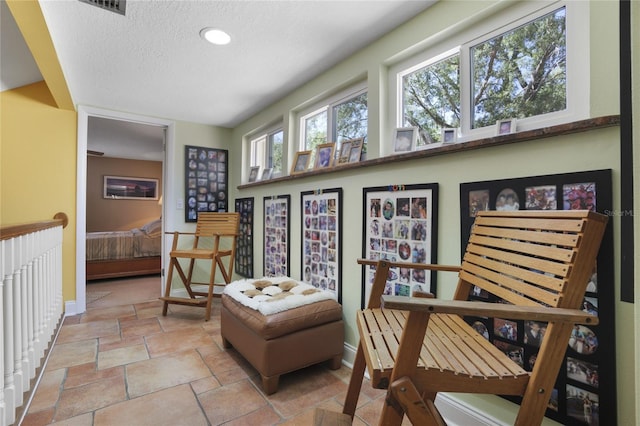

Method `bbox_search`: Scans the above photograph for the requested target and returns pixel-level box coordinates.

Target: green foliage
[402,7,566,141]
[471,7,567,128]
[403,55,460,145]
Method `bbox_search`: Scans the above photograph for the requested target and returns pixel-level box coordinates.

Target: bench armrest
[357,258,461,273]
[381,295,599,326]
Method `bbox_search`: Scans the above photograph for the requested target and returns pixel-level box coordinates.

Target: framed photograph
[362,183,439,307]
[263,195,290,277]
[301,188,343,302]
[337,140,353,165]
[441,128,457,144]
[261,168,273,180]
[103,176,158,200]
[393,127,418,153]
[314,143,336,169]
[248,166,260,183]
[184,145,228,222]
[291,150,311,175]
[348,138,364,163]
[460,169,615,426]
[496,118,517,135]
[234,197,254,278]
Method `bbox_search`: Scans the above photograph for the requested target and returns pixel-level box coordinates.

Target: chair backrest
[453,210,608,310]
[192,212,240,248]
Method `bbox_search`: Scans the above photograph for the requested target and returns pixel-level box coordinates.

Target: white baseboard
[64,300,78,316]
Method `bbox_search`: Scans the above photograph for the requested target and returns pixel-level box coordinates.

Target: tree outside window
[402,54,460,146]
[471,7,566,128]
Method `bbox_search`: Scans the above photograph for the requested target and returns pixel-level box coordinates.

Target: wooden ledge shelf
[238,115,620,189]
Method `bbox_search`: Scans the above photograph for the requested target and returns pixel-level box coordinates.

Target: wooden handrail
[0,212,68,241]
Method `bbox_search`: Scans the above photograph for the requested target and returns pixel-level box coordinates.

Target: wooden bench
[335,210,608,425]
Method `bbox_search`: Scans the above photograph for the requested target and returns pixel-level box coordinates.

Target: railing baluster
[0,214,66,426]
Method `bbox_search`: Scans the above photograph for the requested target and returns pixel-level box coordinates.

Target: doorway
[74,106,175,316]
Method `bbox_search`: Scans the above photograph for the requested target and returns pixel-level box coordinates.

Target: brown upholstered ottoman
[221,293,344,394]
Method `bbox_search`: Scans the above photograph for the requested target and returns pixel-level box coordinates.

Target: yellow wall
[1,81,77,302]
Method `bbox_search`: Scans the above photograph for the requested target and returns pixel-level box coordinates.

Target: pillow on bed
[140,219,162,237]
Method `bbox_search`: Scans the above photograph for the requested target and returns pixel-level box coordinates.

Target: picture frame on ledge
[314,143,336,170]
[291,151,311,175]
[348,138,364,163]
[261,168,273,180]
[248,166,260,183]
[393,127,418,153]
[337,139,354,165]
[496,118,517,135]
[441,128,457,144]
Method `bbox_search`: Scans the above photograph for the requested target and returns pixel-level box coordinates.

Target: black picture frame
[263,195,290,277]
[361,183,439,308]
[234,197,254,278]
[460,169,615,426]
[301,188,343,303]
[184,145,228,222]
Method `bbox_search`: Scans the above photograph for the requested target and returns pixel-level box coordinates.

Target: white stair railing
[1,213,67,426]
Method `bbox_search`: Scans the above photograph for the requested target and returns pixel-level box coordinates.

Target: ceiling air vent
[78,0,126,16]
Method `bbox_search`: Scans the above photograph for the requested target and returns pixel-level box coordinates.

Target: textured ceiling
[3,0,435,159]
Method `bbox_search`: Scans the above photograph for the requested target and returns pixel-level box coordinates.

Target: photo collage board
[263,195,290,277]
[361,183,439,308]
[234,197,254,278]
[460,169,615,426]
[184,145,228,222]
[300,188,343,303]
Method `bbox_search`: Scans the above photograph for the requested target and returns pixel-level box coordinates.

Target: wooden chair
[161,212,240,321]
[339,210,608,426]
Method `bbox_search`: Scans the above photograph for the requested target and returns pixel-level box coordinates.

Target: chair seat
[357,308,530,395]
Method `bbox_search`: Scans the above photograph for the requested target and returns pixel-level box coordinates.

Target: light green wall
[164,121,233,288]
[228,1,634,424]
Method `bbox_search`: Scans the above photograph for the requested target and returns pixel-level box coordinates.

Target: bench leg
[329,354,342,370]
[221,336,232,349]
[262,374,280,395]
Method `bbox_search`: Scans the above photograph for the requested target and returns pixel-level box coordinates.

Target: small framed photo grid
[301,188,343,303]
[460,169,615,426]
[184,145,228,222]
[263,195,290,277]
[361,183,439,308]
[234,197,254,278]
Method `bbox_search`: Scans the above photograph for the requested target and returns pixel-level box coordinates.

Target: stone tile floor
[20,275,397,425]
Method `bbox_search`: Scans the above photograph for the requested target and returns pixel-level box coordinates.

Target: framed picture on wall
[263,195,290,277]
[300,188,343,302]
[460,169,615,426]
[185,145,228,222]
[103,176,158,200]
[234,197,254,278]
[361,183,439,308]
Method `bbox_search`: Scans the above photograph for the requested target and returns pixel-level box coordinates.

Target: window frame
[298,81,368,157]
[388,0,589,152]
[248,123,284,180]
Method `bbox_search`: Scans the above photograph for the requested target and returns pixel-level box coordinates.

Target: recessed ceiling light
[200,28,231,45]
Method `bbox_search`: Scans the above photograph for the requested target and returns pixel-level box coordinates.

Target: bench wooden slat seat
[332,210,608,426]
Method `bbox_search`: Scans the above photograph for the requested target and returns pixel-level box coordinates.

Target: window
[392,2,585,150]
[401,52,460,147]
[470,8,566,129]
[300,84,367,163]
[250,126,284,179]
